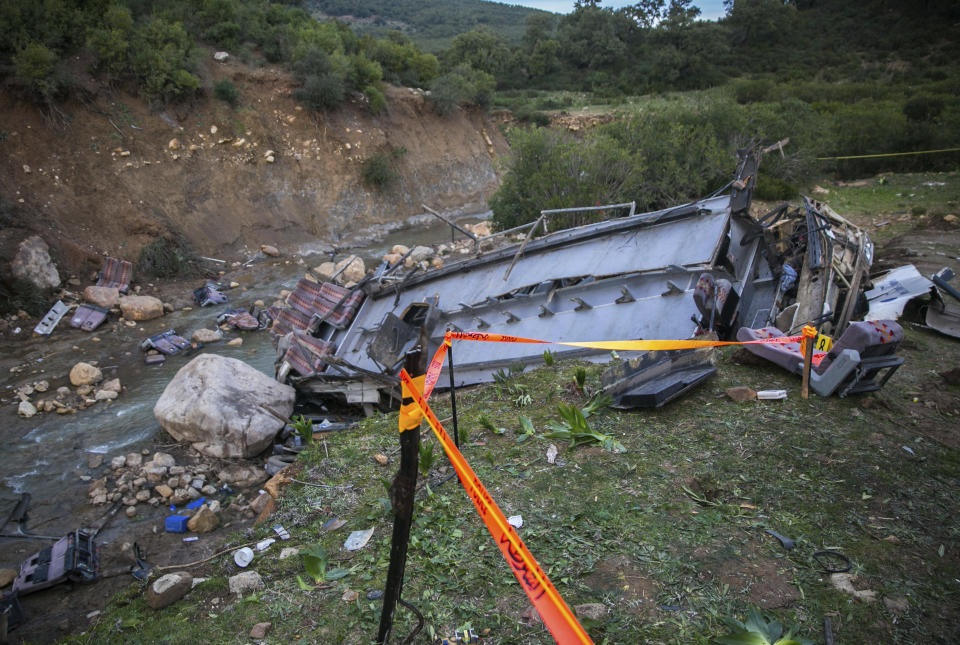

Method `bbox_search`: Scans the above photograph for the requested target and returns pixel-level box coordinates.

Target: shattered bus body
[272,145,876,409]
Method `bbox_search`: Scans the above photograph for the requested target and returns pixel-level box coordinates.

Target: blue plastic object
[185,497,206,510]
[165,515,189,533]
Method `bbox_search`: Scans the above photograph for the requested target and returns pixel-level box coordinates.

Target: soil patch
[714,558,800,609]
[582,555,659,616]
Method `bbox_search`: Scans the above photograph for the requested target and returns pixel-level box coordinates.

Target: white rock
[17,401,37,418]
[228,571,265,595]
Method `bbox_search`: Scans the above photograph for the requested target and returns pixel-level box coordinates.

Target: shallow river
[0,211,488,528]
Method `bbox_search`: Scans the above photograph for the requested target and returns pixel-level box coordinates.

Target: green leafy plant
[516,416,536,443]
[419,441,437,476]
[713,609,813,645]
[542,349,555,367]
[573,366,588,392]
[545,403,624,453]
[301,544,351,584]
[213,78,239,106]
[478,415,506,435]
[581,392,612,418]
[291,415,314,445]
[508,383,532,407]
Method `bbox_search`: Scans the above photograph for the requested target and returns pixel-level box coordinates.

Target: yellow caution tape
[816,147,960,161]
[398,375,426,433]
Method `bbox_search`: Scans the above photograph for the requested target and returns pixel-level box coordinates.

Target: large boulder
[119,295,164,321]
[146,572,193,609]
[70,362,103,386]
[83,286,120,309]
[10,235,60,289]
[153,354,295,458]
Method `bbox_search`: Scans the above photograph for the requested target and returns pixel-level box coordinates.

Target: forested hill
[306,0,548,51]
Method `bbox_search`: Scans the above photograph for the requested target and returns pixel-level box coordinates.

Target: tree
[444,27,511,77]
[12,41,58,101]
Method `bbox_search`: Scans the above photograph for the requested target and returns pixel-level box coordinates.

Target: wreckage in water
[271,144,877,410]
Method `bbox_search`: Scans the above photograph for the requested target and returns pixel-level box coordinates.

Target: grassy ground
[65,176,960,645]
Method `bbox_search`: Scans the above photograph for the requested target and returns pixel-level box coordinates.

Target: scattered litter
[183,536,198,543]
[765,529,795,550]
[165,516,189,533]
[70,304,108,331]
[902,445,915,455]
[256,538,275,552]
[507,515,523,529]
[233,547,254,568]
[366,590,384,600]
[322,518,346,532]
[34,300,70,336]
[757,390,788,400]
[344,528,374,551]
[864,265,932,321]
[546,444,558,464]
[193,281,227,307]
[272,525,290,540]
[185,497,206,510]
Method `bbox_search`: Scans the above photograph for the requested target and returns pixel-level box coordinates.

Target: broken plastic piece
[273,525,290,540]
[185,497,206,510]
[757,390,787,400]
[164,516,189,533]
[343,527,374,551]
[233,547,254,568]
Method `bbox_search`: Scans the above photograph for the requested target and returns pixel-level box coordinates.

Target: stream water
[0,211,488,528]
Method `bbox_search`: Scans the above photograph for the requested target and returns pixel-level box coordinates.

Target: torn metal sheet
[33,301,70,336]
[865,265,932,321]
[601,345,717,408]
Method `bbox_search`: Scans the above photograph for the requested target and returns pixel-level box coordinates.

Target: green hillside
[305,0,550,51]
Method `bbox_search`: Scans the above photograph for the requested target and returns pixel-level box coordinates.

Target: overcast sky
[505,1,727,21]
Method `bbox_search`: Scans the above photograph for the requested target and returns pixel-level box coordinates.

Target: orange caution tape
[398,375,426,433]
[400,370,593,645]
[422,330,808,401]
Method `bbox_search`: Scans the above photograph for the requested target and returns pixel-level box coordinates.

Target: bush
[360,152,398,190]
[753,172,797,201]
[731,78,775,104]
[13,42,59,101]
[903,94,945,123]
[294,72,346,111]
[137,237,194,278]
[213,79,239,106]
[428,64,496,116]
[363,85,387,114]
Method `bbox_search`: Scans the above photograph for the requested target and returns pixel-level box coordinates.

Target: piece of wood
[801,331,815,399]
[377,327,426,644]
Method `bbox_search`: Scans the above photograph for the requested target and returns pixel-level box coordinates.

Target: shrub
[428,64,496,116]
[137,237,194,278]
[213,79,239,106]
[360,152,398,190]
[903,94,945,122]
[753,172,797,201]
[294,72,346,111]
[363,85,387,114]
[13,42,59,101]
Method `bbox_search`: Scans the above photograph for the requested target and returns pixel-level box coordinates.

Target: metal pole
[447,338,460,449]
[377,328,426,644]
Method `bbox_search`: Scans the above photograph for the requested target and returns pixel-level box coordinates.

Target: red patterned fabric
[96,257,133,293]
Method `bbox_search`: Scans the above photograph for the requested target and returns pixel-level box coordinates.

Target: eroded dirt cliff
[0,57,508,277]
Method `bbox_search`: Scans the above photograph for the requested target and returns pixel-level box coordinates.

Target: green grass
[69,333,960,644]
[69,174,960,644]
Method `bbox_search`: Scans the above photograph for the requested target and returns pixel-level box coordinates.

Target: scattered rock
[187,504,220,533]
[11,235,60,289]
[87,454,103,469]
[213,51,229,62]
[830,573,877,603]
[249,622,271,639]
[111,456,126,469]
[125,505,137,518]
[312,262,336,280]
[227,337,243,346]
[725,386,757,402]
[83,286,120,309]
[391,244,409,256]
[125,453,143,468]
[279,547,299,560]
[199,325,224,342]
[70,362,103,386]
[154,484,173,498]
[574,603,607,620]
[406,246,433,266]
[18,401,37,418]
[154,354,295,458]
[34,380,49,392]
[341,589,359,602]
[260,244,280,257]
[77,384,94,396]
[101,378,122,393]
[249,492,272,515]
[218,463,269,488]
[146,572,193,609]
[228,571,265,595]
[335,256,365,283]
[95,389,119,401]
[0,568,16,588]
[168,138,181,150]
[373,453,389,466]
[939,367,960,386]
[119,295,164,321]
[152,452,176,468]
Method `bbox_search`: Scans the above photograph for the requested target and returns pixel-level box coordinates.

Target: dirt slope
[0,57,508,276]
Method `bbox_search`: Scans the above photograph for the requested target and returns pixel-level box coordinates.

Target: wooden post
[377,327,427,644]
[801,325,817,400]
